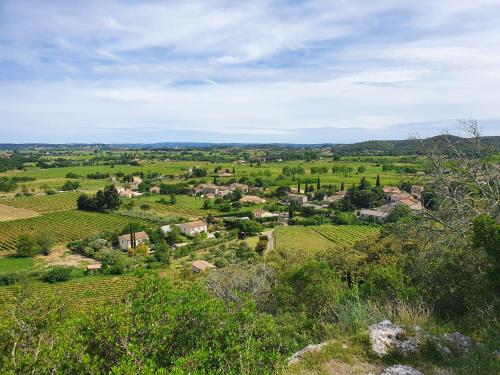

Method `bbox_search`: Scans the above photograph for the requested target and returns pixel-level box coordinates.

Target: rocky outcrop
[380,365,423,375]
[287,342,328,365]
[368,320,417,357]
[369,320,473,360]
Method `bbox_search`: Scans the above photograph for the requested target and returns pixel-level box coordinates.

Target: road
[262,229,275,253]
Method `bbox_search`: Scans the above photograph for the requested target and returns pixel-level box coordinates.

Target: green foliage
[16,234,40,257]
[61,180,80,191]
[40,266,73,283]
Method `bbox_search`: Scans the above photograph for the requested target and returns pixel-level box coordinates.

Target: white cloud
[0,0,500,142]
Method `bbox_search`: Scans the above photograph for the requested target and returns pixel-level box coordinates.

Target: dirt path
[262,229,275,253]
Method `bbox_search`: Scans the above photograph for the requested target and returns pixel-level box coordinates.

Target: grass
[0,256,35,273]
[0,210,152,253]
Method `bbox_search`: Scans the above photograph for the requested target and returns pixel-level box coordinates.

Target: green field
[0,157,420,196]
[274,225,379,258]
[0,210,150,253]
[0,256,35,273]
[126,194,212,218]
[0,191,79,212]
[0,275,136,309]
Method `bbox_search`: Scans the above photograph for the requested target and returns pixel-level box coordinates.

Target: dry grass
[0,204,40,221]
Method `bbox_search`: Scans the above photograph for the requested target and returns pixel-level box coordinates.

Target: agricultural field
[274,224,380,259]
[0,275,136,310]
[0,210,150,253]
[312,225,379,246]
[0,204,40,221]
[0,191,79,213]
[126,194,212,218]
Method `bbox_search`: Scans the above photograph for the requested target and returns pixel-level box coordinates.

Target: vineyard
[0,275,136,309]
[312,225,379,246]
[0,210,150,253]
[0,192,79,213]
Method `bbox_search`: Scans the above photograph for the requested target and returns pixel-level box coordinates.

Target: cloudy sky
[1,0,499,143]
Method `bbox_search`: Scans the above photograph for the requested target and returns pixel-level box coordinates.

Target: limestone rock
[441,332,473,357]
[380,365,423,375]
[287,342,328,365]
[368,320,417,357]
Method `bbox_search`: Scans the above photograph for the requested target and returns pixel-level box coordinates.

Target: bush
[40,267,73,283]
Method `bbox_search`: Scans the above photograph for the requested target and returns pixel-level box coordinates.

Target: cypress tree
[317,176,320,190]
[297,179,301,193]
[376,174,381,187]
[341,182,344,191]
[305,180,308,192]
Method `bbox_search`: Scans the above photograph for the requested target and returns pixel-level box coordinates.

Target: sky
[1,0,500,144]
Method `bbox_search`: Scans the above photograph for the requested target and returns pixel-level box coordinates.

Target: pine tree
[376,174,381,187]
[317,176,320,190]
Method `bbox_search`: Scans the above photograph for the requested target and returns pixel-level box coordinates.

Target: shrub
[40,267,72,283]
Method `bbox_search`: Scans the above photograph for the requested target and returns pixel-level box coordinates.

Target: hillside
[332,135,500,155]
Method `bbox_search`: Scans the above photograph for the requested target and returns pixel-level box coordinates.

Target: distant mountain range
[0,135,499,155]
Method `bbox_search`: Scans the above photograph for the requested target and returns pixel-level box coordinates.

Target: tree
[35,232,55,256]
[16,234,40,257]
[165,226,181,246]
[358,177,371,190]
[297,179,301,193]
[170,194,177,204]
[357,166,366,174]
[61,180,80,191]
[376,174,381,187]
[340,182,344,191]
[316,176,320,190]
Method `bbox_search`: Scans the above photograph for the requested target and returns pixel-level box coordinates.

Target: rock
[493,349,500,360]
[441,332,473,357]
[369,320,418,357]
[287,342,328,365]
[380,365,423,375]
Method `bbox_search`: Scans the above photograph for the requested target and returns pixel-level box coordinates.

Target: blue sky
[1,0,500,143]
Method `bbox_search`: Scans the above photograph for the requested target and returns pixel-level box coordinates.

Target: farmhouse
[118,189,142,198]
[410,185,424,198]
[239,195,266,204]
[390,192,413,203]
[254,209,279,219]
[358,209,389,223]
[287,193,308,204]
[383,186,401,199]
[229,183,249,193]
[397,198,423,211]
[118,231,149,250]
[177,220,208,236]
[192,260,217,273]
[325,190,346,202]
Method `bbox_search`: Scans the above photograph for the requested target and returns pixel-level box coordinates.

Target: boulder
[287,342,328,365]
[380,365,423,375]
[369,320,418,357]
[441,332,473,357]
